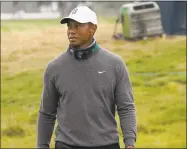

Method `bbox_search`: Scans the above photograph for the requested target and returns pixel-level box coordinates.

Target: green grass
[127,42,186,73]
[1,17,116,32]
[1,19,186,148]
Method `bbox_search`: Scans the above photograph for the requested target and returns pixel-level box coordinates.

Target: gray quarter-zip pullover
[37,46,137,148]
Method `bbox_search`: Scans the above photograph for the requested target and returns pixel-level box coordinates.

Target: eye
[67,24,70,28]
[76,24,80,28]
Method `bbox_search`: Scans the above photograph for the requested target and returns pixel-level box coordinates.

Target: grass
[1,18,186,148]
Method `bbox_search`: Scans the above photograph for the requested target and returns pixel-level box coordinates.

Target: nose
[68,27,76,36]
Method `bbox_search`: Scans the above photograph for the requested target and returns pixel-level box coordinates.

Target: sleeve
[114,59,137,147]
[37,65,60,148]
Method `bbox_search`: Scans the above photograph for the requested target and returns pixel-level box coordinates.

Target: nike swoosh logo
[98,71,106,74]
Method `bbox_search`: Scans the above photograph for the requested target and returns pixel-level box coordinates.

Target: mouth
[69,37,77,39]
[69,37,78,42]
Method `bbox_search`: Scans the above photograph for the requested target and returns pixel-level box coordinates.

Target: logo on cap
[71,8,78,15]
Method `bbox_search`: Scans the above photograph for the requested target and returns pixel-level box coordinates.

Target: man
[37,6,137,149]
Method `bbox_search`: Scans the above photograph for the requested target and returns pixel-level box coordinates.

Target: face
[67,19,97,48]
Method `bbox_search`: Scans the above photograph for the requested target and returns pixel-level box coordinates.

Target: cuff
[36,143,49,149]
[124,138,136,147]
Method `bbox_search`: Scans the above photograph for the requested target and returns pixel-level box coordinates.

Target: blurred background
[1,1,187,35]
[1,1,187,148]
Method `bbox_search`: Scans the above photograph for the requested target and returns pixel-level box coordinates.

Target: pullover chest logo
[98,71,106,74]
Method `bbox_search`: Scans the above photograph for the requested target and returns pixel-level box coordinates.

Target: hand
[126,145,134,149]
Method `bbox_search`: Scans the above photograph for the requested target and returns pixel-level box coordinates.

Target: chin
[70,42,80,48]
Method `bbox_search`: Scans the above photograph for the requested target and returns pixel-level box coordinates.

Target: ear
[90,24,97,35]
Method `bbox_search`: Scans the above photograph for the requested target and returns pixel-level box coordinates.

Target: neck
[72,38,94,50]
[68,38,99,59]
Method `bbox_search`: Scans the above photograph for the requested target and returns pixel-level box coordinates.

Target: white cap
[60,6,97,25]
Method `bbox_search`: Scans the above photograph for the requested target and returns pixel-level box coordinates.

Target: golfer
[37,6,137,149]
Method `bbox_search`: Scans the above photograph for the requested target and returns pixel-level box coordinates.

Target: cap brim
[60,16,88,24]
[60,17,71,24]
